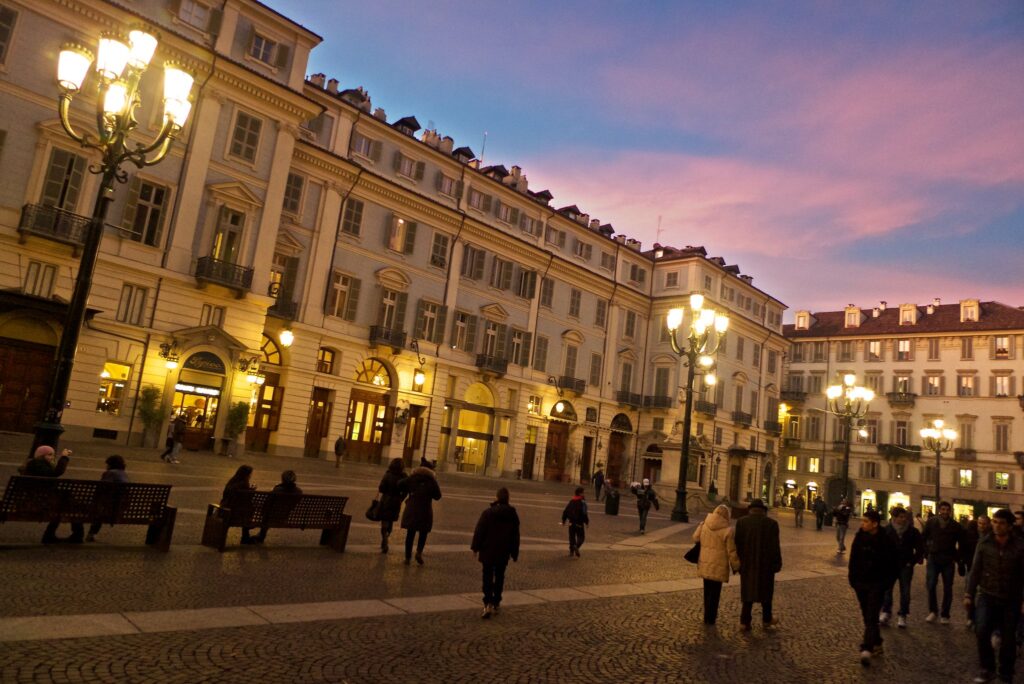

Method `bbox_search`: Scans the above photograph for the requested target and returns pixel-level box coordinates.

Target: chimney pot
[326,78,339,94]
[933,297,941,307]
[879,301,887,310]
[373,107,387,121]
[439,136,454,154]
[310,73,326,88]
[872,307,881,317]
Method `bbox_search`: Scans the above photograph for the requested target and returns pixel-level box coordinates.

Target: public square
[0,442,981,683]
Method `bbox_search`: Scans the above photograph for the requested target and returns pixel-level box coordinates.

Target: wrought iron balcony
[369,325,406,349]
[558,376,586,395]
[195,256,254,293]
[267,298,298,320]
[783,437,801,449]
[886,392,917,408]
[954,447,977,462]
[732,411,752,427]
[764,420,782,435]
[644,395,674,409]
[18,203,89,248]
[695,400,717,416]
[832,439,848,452]
[475,354,509,375]
[877,443,922,461]
[615,391,642,408]
[780,389,807,402]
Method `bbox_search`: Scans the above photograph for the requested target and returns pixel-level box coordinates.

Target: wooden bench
[0,476,177,551]
[201,490,350,552]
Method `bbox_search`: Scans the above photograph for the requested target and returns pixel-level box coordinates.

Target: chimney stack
[440,136,454,154]
[326,78,339,94]
[310,73,326,88]
[879,301,887,311]
[933,297,941,307]
[373,107,387,121]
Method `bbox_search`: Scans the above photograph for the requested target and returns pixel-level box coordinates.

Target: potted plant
[135,386,164,448]
[221,401,250,458]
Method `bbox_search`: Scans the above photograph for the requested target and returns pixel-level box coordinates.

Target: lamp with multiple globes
[920,418,957,505]
[33,28,194,455]
[824,373,875,503]
[665,293,729,522]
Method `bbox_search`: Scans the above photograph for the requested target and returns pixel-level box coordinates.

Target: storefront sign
[175,383,221,397]
[183,352,225,374]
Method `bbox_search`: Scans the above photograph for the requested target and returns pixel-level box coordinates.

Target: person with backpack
[561,486,590,557]
[471,487,520,619]
[630,478,659,534]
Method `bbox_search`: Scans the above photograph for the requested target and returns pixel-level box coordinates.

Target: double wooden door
[0,340,54,433]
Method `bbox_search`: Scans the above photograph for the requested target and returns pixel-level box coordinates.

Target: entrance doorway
[345,388,390,463]
[607,414,632,486]
[246,371,282,452]
[729,464,741,501]
[305,387,333,458]
[580,436,594,484]
[0,339,53,433]
[762,462,773,504]
[402,405,424,467]
[544,421,569,481]
[522,426,538,480]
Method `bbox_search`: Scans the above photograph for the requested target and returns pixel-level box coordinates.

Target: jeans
[170,440,183,460]
[976,593,1021,679]
[595,484,603,502]
[836,524,849,551]
[926,558,955,617]
[854,583,885,651]
[639,507,650,531]
[702,579,723,625]
[405,529,428,559]
[482,563,508,607]
[159,437,174,460]
[741,599,774,625]
[815,513,824,530]
[568,523,585,551]
[882,565,915,617]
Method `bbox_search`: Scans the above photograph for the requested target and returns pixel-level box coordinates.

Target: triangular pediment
[170,325,249,353]
[617,348,638,362]
[207,182,262,208]
[275,228,305,256]
[479,303,509,321]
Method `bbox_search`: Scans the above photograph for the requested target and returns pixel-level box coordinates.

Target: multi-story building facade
[0,0,787,505]
[782,299,1024,520]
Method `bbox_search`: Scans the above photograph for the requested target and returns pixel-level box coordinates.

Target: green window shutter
[121,176,142,234]
[472,250,485,280]
[510,208,520,225]
[434,306,448,344]
[466,315,478,352]
[533,337,547,372]
[369,140,382,162]
[493,198,502,218]
[482,194,492,213]
[434,171,443,191]
[414,161,425,181]
[501,262,512,290]
[395,292,408,332]
[392,150,403,172]
[280,256,300,301]
[403,222,417,254]
[454,180,464,199]
[207,8,223,34]
[989,376,996,397]
[520,333,532,366]
[495,324,508,359]
[344,278,361,321]
[519,212,528,231]
[413,299,426,338]
[275,44,291,69]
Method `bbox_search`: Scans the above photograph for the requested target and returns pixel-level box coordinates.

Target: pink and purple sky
[271,0,1024,314]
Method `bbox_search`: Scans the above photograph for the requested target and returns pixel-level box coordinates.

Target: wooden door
[729,464,741,501]
[345,389,388,463]
[402,405,424,467]
[606,432,626,486]
[580,436,594,484]
[246,372,282,452]
[0,340,54,433]
[304,387,332,458]
[521,443,536,480]
[544,422,569,481]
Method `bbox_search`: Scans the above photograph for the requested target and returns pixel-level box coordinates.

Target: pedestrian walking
[376,458,407,554]
[880,506,924,628]
[22,446,81,544]
[734,498,781,630]
[833,498,853,553]
[693,504,740,626]
[630,478,659,534]
[471,487,520,619]
[561,486,590,557]
[849,508,899,666]
[922,500,963,624]
[221,465,257,544]
[86,455,129,542]
[158,421,175,461]
[963,515,990,629]
[254,470,302,544]
[592,467,605,502]
[162,415,186,463]
[965,509,1024,683]
[333,434,347,468]
[793,492,806,528]
[400,466,442,565]
[813,495,827,531]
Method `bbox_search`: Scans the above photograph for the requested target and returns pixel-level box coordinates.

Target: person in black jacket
[561,487,590,557]
[254,470,302,544]
[833,499,853,553]
[965,509,1024,683]
[400,467,442,565]
[471,487,520,618]
[735,498,782,630]
[849,508,899,666]
[592,468,605,502]
[22,446,79,544]
[963,515,991,629]
[631,479,659,534]
[922,500,963,623]
[221,465,257,544]
[377,458,407,554]
[880,507,925,628]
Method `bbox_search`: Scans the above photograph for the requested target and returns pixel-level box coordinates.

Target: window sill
[243,53,280,75]
[351,151,377,165]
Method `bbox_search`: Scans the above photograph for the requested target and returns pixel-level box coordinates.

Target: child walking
[561,486,590,558]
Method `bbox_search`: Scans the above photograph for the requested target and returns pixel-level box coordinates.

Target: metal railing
[644,395,674,409]
[195,256,254,291]
[369,326,406,349]
[695,400,718,415]
[268,298,298,320]
[475,354,509,375]
[732,411,752,426]
[18,203,90,246]
[615,391,642,408]
[558,376,586,394]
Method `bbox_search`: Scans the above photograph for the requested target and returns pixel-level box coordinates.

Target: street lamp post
[666,293,728,522]
[920,419,957,506]
[825,374,875,503]
[32,30,194,453]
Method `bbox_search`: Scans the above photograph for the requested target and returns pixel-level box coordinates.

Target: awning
[0,290,101,320]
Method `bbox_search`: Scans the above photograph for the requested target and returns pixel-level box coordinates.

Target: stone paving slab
[458,590,546,607]
[0,612,138,641]
[576,582,659,597]
[520,587,594,602]
[249,599,403,623]
[123,606,269,633]
[383,593,480,614]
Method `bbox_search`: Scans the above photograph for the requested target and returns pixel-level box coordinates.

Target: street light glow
[714,313,729,333]
[826,385,842,400]
[57,44,93,91]
[127,29,158,69]
[666,307,684,332]
[689,293,704,311]
[96,33,130,80]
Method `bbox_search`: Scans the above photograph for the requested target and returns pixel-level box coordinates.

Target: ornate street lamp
[920,419,956,506]
[825,374,875,503]
[666,293,728,522]
[33,29,194,452]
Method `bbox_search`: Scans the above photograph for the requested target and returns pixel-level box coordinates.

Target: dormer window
[961,300,979,322]
[844,309,860,328]
[899,305,917,325]
[795,312,809,330]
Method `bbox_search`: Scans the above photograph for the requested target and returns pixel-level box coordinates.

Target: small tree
[136,386,164,448]
[222,401,250,457]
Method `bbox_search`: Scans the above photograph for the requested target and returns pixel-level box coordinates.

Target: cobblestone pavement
[0,439,987,682]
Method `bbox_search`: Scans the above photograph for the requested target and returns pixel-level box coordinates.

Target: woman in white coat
[693,504,741,625]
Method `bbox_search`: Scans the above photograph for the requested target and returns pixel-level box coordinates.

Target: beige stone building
[781,299,1024,519]
[0,0,788,506]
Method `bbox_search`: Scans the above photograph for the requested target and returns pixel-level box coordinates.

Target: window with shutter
[123,178,169,246]
[590,354,603,387]
[519,332,531,366]
[533,336,548,372]
[430,232,450,268]
[540,277,554,308]
[595,300,607,327]
[341,198,363,236]
[229,111,262,162]
[282,173,304,215]
[41,148,86,210]
[433,306,448,344]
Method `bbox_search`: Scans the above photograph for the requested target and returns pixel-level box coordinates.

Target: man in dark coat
[562,486,590,557]
[630,479,659,534]
[813,496,828,531]
[849,508,899,666]
[471,487,520,618]
[734,498,782,630]
[22,446,80,543]
[592,468,605,502]
[377,458,406,553]
[400,467,442,564]
[922,500,962,623]
[333,435,347,468]
[880,506,924,628]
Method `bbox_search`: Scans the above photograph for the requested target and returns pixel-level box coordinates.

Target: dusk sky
[270,0,1024,315]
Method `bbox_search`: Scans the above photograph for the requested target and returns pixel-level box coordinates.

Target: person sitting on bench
[255,470,302,544]
[222,465,257,544]
[86,455,129,542]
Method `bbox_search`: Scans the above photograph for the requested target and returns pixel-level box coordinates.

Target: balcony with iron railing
[783,437,801,449]
[644,395,674,409]
[886,392,917,408]
[780,389,807,402]
[475,354,509,375]
[267,298,298,320]
[558,376,586,395]
[877,443,922,461]
[764,420,782,435]
[732,411,752,427]
[615,391,642,408]
[954,447,977,462]
[195,256,254,294]
[695,400,717,416]
[369,325,406,349]
[18,203,90,249]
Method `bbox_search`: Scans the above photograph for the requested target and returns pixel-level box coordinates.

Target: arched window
[355,359,391,388]
[261,334,281,365]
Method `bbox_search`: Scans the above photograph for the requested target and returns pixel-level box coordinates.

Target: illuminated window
[527,395,542,416]
[808,457,820,473]
[959,468,973,488]
[317,347,335,374]
[786,456,798,471]
[260,334,281,365]
[355,359,391,388]
[995,472,1009,491]
[96,362,131,415]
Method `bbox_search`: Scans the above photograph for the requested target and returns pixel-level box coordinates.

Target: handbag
[684,541,701,564]
[365,499,381,522]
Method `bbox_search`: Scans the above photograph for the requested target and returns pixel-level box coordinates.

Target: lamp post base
[671,487,689,523]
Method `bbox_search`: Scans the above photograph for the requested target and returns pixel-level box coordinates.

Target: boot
[381,532,390,554]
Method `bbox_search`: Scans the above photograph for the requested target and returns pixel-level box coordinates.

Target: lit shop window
[97,362,131,415]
